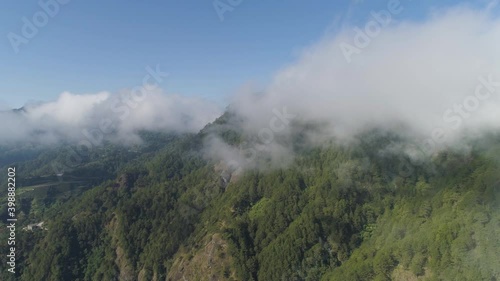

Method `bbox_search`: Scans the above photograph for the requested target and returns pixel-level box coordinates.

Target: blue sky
[0,0,494,108]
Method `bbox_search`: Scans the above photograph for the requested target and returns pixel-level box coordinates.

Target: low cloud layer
[207,5,500,170]
[232,5,500,145]
[0,87,222,145]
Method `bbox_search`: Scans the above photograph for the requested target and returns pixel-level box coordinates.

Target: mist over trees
[1,119,498,280]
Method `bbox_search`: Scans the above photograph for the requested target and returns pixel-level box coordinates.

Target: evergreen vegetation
[0,119,498,281]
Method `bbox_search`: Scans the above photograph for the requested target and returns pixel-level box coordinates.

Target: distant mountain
[12,106,26,113]
[0,106,26,114]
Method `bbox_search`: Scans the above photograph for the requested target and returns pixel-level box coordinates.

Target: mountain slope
[0,116,499,281]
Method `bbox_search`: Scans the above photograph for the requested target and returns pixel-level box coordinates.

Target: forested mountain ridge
[0,113,499,281]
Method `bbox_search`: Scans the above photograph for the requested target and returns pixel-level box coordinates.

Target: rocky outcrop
[167,233,236,281]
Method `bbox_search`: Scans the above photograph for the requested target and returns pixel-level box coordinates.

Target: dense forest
[0,112,499,281]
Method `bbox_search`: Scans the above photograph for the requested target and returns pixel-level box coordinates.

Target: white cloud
[26,91,110,125]
[0,87,222,145]
[231,5,500,143]
[200,5,500,170]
